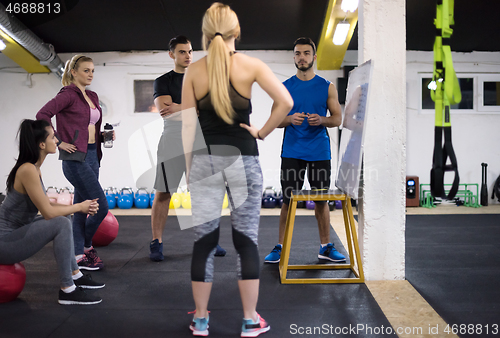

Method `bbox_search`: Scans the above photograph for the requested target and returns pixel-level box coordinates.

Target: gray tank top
[0,181,44,238]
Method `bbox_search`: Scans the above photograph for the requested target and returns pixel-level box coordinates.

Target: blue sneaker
[318,243,346,262]
[149,239,164,261]
[264,244,282,263]
[215,244,226,257]
[241,313,270,337]
[189,315,209,336]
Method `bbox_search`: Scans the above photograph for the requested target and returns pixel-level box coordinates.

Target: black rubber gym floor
[405,214,500,338]
[0,215,394,338]
[1,213,499,337]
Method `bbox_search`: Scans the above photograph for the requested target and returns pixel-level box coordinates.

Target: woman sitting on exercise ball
[0,119,104,305]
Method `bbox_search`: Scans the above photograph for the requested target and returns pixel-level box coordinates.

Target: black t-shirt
[153,70,184,103]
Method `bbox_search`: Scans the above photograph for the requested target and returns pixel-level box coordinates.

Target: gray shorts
[153,131,185,193]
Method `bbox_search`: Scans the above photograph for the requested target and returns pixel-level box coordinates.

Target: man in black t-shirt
[150,35,226,261]
[149,36,192,262]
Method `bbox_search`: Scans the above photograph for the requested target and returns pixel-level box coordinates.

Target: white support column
[358,0,406,280]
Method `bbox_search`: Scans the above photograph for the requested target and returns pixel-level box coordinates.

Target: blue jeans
[62,144,108,255]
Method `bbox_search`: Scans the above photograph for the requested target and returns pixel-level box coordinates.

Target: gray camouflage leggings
[189,155,263,282]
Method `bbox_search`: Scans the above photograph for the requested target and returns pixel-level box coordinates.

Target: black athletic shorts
[280,157,331,205]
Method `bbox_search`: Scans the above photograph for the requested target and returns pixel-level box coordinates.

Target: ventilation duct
[0,3,64,77]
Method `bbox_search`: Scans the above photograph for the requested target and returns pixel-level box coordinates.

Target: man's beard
[295,60,314,71]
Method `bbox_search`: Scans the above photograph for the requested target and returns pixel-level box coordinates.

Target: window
[134,80,158,113]
[419,73,500,114]
[478,75,500,112]
[421,77,474,110]
[483,82,500,106]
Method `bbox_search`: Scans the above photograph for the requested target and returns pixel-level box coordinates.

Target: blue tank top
[281,75,331,161]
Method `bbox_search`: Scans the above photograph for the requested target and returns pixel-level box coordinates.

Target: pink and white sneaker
[85,247,104,269]
[241,313,270,337]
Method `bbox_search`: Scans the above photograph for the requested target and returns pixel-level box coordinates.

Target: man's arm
[155,95,183,120]
[323,83,342,127]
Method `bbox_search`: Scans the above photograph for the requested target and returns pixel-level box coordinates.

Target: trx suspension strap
[430,0,461,200]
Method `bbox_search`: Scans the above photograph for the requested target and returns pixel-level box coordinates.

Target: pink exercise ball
[0,263,26,303]
[92,211,119,247]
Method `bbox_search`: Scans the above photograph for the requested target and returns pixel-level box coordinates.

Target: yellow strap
[442,45,462,106]
[430,0,461,127]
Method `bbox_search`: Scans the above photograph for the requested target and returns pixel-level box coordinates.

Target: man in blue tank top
[265,37,346,264]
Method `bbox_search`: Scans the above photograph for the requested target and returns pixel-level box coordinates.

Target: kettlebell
[275,190,283,208]
[69,187,74,205]
[134,188,150,209]
[117,187,134,209]
[112,187,119,205]
[335,200,342,209]
[181,191,191,209]
[169,192,181,209]
[262,186,277,208]
[57,187,72,205]
[305,200,315,210]
[105,187,116,209]
[46,186,59,203]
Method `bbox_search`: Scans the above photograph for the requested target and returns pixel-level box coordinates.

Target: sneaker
[74,273,105,289]
[189,314,209,336]
[214,244,226,257]
[85,247,104,269]
[77,255,100,271]
[58,286,102,305]
[264,244,282,263]
[241,313,270,337]
[150,239,164,261]
[318,243,346,262]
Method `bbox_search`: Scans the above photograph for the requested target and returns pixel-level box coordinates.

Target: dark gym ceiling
[1,0,500,54]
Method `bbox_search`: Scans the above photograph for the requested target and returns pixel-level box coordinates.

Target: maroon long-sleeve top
[36,83,103,163]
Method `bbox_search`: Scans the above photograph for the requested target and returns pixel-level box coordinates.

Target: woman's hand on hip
[239,123,261,139]
[59,142,77,153]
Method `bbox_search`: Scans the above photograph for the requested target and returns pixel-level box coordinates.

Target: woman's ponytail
[202,3,241,124]
[6,120,50,192]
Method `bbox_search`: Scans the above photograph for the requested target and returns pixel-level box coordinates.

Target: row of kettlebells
[46,187,74,205]
[104,187,231,210]
[105,187,153,209]
[261,186,343,211]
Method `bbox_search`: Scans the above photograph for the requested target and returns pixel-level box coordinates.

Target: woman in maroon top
[37,55,113,271]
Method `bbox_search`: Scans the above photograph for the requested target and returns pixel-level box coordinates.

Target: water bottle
[103,123,114,148]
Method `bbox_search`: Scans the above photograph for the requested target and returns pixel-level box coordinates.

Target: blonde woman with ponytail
[37,55,114,272]
[182,3,293,336]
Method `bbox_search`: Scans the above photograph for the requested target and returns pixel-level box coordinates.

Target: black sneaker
[150,239,164,261]
[74,273,105,289]
[58,286,102,305]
